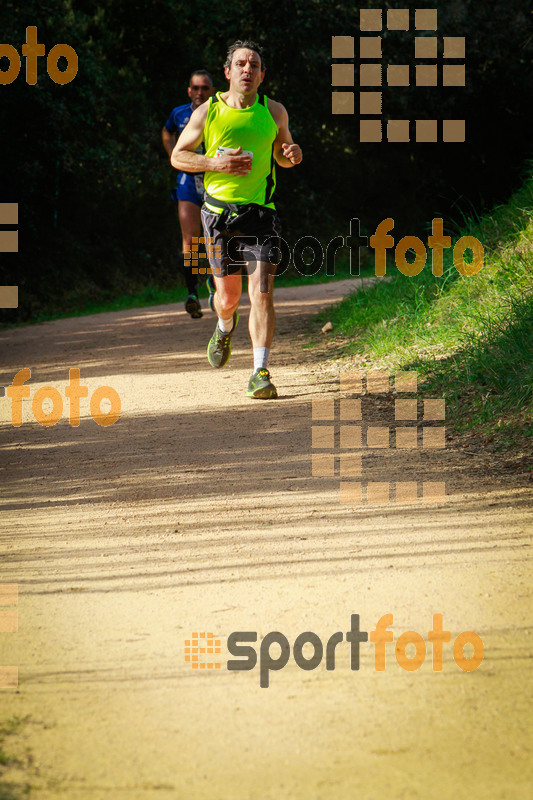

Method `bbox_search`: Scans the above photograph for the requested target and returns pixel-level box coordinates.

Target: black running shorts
[200,206,282,277]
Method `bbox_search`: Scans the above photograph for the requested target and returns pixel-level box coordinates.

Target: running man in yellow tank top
[171,40,302,399]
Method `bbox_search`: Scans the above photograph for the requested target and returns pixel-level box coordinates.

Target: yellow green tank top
[203,92,278,209]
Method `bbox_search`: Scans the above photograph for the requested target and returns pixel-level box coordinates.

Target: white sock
[218,316,234,333]
[253,347,270,371]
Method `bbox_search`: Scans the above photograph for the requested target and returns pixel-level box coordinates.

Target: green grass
[0,717,32,800]
[315,164,533,446]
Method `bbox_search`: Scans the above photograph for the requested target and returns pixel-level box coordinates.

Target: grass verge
[0,717,32,799]
[314,165,533,449]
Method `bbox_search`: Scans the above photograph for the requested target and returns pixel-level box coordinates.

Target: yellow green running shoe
[207,313,238,368]
[246,368,278,399]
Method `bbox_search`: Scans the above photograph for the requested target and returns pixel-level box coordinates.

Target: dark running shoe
[206,274,216,312]
[246,368,278,399]
[185,294,203,319]
[207,313,239,368]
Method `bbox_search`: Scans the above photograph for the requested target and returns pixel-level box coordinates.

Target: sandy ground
[0,279,532,799]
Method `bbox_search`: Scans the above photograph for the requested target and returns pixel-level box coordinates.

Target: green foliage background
[1,0,532,319]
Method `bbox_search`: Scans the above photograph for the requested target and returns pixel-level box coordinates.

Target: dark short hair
[189,69,213,85]
[224,40,265,70]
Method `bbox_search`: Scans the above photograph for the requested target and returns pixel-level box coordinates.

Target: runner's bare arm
[171,103,252,175]
[269,101,303,168]
[161,127,177,158]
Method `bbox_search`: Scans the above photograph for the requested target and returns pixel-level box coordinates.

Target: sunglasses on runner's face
[191,85,211,91]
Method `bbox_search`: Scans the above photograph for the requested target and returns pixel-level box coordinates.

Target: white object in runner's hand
[216,146,253,159]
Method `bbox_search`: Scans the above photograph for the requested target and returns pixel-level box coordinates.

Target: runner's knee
[215,278,241,310]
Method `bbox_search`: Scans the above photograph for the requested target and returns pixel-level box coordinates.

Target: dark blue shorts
[171,172,204,206]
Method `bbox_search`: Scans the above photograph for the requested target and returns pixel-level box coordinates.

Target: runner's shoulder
[171,102,193,119]
[265,97,288,127]
[165,103,192,131]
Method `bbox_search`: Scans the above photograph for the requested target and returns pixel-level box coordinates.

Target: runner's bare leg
[177,200,204,301]
[179,201,202,259]
[212,273,242,322]
[247,261,276,347]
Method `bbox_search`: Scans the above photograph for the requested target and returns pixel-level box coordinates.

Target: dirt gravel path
[0,280,532,799]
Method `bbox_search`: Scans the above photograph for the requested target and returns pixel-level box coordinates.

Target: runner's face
[225,49,264,94]
[188,77,213,108]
